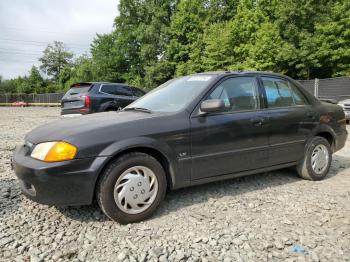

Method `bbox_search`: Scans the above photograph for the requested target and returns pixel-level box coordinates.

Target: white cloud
[0,0,119,79]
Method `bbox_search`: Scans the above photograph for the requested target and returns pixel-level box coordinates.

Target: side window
[208,77,259,112]
[100,84,116,95]
[115,85,133,96]
[132,87,145,97]
[288,82,308,105]
[262,78,294,107]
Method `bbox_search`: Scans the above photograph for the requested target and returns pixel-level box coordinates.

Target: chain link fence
[0,93,63,105]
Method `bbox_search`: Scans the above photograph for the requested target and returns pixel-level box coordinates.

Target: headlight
[31,141,77,162]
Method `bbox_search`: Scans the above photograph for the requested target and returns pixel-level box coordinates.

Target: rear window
[100,84,116,95]
[100,84,133,96]
[116,85,133,96]
[65,85,91,96]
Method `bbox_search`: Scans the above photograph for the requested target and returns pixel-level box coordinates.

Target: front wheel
[297,136,332,180]
[96,152,167,224]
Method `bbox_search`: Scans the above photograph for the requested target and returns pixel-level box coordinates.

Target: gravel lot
[0,107,349,262]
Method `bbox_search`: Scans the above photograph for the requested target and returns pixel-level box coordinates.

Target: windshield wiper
[123,107,152,113]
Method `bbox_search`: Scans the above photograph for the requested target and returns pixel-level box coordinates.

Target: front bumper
[335,129,348,152]
[12,144,109,206]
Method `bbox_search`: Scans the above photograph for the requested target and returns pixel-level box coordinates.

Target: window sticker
[187,76,212,81]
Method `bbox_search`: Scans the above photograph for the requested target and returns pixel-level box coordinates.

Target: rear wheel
[96,152,166,224]
[105,107,118,112]
[297,136,332,180]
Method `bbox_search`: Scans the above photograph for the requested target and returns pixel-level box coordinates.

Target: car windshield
[125,75,215,113]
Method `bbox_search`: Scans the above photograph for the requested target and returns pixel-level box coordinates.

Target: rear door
[99,84,119,110]
[61,84,92,110]
[114,85,135,107]
[99,84,134,109]
[131,87,146,98]
[260,76,317,165]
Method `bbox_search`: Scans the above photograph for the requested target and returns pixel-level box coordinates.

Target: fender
[308,123,337,149]
[99,101,119,112]
[98,136,180,188]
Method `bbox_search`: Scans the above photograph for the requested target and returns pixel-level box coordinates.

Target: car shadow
[58,168,301,223]
[327,154,350,179]
[153,154,350,219]
[0,177,21,218]
[57,203,109,223]
[57,155,350,223]
[154,168,301,219]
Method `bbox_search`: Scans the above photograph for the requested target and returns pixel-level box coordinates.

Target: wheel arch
[315,132,335,151]
[101,103,118,112]
[94,140,177,200]
[312,125,337,152]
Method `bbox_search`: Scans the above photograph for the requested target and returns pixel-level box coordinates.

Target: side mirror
[200,99,226,113]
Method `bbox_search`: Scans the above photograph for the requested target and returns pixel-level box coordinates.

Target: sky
[0,0,119,79]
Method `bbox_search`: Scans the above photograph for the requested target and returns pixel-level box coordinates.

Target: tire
[297,136,332,181]
[105,107,117,112]
[96,152,167,224]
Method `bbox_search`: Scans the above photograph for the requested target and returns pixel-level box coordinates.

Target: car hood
[25,111,158,145]
[338,99,350,105]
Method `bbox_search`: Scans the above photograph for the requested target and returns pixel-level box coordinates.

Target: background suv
[61,82,145,116]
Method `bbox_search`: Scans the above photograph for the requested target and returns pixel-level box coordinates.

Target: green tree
[202,0,269,71]
[202,21,233,71]
[205,0,239,23]
[27,66,46,93]
[59,55,96,90]
[91,33,126,83]
[258,0,336,78]
[239,22,294,73]
[5,0,350,93]
[134,0,175,88]
[39,41,73,81]
[0,79,17,94]
[166,0,207,76]
[111,0,175,88]
[15,76,32,94]
[314,0,350,77]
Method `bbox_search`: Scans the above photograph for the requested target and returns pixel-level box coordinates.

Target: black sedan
[13,71,348,224]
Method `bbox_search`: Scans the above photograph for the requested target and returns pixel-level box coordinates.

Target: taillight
[82,95,91,108]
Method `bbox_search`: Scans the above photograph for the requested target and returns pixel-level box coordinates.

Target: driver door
[190,76,270,180]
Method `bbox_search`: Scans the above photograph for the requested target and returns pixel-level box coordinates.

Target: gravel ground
[0,107,349,262]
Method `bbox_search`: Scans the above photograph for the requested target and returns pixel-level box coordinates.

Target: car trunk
[61,84,92,111]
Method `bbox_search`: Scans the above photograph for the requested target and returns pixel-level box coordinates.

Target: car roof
[70,82,135,87]
[194,71,289,78]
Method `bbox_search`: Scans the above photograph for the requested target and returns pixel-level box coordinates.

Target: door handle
[250,117,265,126]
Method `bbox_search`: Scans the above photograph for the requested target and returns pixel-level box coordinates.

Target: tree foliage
[1,0,350,94]
[39,41,73,81]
